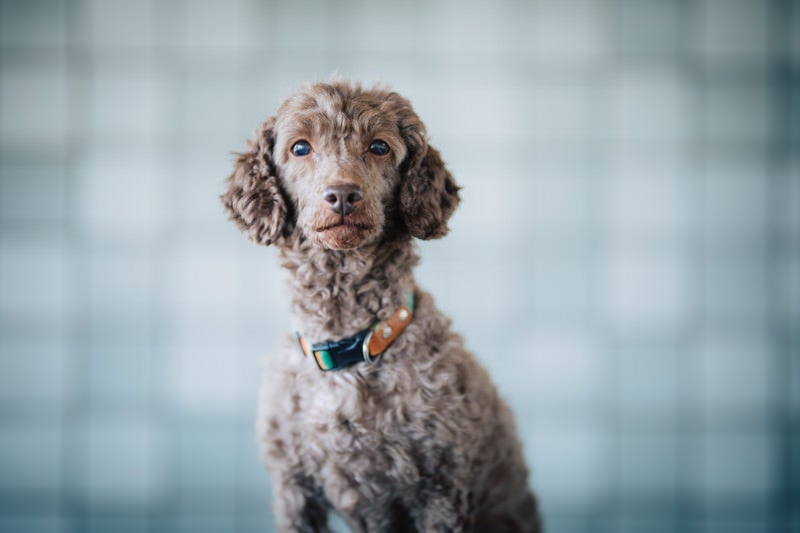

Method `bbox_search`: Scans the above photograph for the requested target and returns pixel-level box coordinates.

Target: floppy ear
[221,117,288,246]
[400,144,461,240]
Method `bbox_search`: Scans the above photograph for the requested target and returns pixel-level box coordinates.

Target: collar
[295,290,415,371]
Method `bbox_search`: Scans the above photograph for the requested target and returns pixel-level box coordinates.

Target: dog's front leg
[417,489,475,533]
[272,472,331,533]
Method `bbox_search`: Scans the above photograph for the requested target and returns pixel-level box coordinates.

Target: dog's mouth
[312,217,378,250]
[315,220,374,233]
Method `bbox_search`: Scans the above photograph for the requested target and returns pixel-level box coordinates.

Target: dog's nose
[322,184,363,216]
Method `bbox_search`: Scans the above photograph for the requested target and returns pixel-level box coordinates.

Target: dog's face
[222,81,460,250]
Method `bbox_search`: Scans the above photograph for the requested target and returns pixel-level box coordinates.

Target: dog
[222,79,541,532]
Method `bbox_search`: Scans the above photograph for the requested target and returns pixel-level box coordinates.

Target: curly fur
[222,79,541,532]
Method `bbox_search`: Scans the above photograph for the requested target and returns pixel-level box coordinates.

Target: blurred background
[1,0,798,532]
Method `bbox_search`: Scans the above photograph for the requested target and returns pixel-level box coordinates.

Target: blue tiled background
[1,0,798,532]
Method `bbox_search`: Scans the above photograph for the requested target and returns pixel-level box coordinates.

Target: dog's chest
[290,369,419,459]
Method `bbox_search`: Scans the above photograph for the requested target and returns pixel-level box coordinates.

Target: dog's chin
[314,222,378,250]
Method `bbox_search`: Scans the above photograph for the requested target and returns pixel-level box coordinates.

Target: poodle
[221,79,541,532]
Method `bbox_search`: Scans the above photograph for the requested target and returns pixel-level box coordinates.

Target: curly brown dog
[222,79,541,532]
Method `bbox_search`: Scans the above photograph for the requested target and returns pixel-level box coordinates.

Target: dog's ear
[400,143,461,240]
[221,117,288,246]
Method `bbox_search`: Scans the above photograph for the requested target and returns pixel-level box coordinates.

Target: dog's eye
[368,140,390,156]
[291,141,312,157]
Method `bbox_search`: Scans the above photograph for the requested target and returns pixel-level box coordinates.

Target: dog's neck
[279,236,419,341]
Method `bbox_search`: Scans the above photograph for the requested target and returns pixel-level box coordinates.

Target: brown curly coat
[222,80,541,532]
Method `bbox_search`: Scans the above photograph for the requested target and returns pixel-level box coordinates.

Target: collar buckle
[361,329,382,365]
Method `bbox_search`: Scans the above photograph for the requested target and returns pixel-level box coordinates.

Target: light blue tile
[164,341,242,416]
[0,422,63,492]
[76,145,165,242]
[0,161,67,223]
[522,253,593,320]
[0,512,65,533]
[617,343,680,420]
[618,430,678,495]
[702,79,772,145]
[181,79,241,139]
[527,419,610,508]
[696,0,769,63]
[603,245,690,333]
[176,421,238,490]
[610,67,691,145]
[700,428,776,502]
[165,240,240,320]
[0,64,68,148]
[82,415,166,507]
[0,0,66,47]
[700,252,768,323]
[85,0,154,48]
[696,331,772,418]
[505,327,601,411]
[89,249,155,317]
[778,166,800,239]
[87,514,150,533]
[606,158,690,240]
[701,514,770,533]
[528,79,596,145]
[0,237,70,321]
[90,73,164,137]
[0,336,68,409]
[618,0,683,60]
[87,341,154,404]
[521,0,612,66]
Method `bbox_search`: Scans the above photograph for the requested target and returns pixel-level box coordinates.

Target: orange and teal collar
[295,290,415,371]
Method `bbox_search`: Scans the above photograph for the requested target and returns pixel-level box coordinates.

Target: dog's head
[222,80,460,250]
